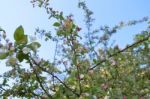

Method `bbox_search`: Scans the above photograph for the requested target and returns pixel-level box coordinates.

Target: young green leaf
[14,25,25,42]
[16,51,29,62]
[0,52,9,59]
[53,22,60,27]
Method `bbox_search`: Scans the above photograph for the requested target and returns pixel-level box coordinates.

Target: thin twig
[53,40,58,65]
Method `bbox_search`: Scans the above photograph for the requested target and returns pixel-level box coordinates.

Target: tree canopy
[0,0,150,99]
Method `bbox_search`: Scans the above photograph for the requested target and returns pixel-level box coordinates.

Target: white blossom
[92,95,97,99]
[104,96,110,99]
[79,74,84,79]
[22,47,31,54]
[83,93,90,96]
[71,86,76,90]
[51,91,56,95]
[85,93,90,96]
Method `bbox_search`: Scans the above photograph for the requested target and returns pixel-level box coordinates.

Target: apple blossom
[79,74,84,79]
[22,47,31,54]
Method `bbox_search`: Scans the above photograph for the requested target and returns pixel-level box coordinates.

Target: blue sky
[0,0,150,45]
[0,0,150,74]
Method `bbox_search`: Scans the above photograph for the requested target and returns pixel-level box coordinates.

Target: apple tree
[0,0,150,99]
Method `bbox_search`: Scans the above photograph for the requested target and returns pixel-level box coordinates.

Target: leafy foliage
[0,0,150,99]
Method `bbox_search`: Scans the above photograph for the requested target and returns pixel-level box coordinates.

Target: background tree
[0,0,150,98]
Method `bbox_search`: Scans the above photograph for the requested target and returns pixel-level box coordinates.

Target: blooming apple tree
[0,0,150,99]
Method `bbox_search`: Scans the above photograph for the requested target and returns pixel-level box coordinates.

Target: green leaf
[14,25,25,42]
[19,35,28,44]
[2,78,7,85]
[93,59,97,64]
[59,15,64,20]
[53,22,60,27]
[0,27,5,32]
[14,26,28,45]
[91,86,101,94]
[16,51,29,62]
[0,52,9,59]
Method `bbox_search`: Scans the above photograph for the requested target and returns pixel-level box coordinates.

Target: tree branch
[88,34,150,71]
[28,57,53,99]
[30,56,80,97]
[69,34,82,95]
[38,66,80,97]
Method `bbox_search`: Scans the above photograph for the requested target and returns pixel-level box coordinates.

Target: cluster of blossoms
[0,33,15,55]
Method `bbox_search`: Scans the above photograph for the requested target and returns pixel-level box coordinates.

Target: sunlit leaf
[0,52,9,60]
[53,22,60,27]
